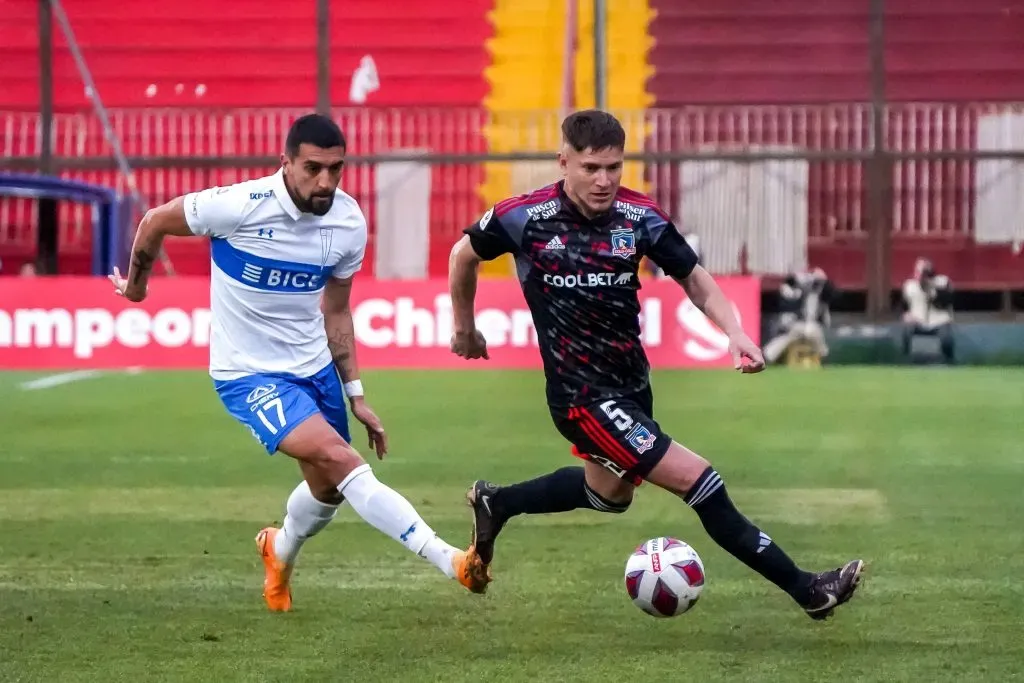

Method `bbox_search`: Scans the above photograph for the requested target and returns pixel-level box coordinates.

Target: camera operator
[764,267,833,365]
[900,258,954,363]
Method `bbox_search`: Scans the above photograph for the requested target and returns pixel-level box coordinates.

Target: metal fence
[2,103,1024,279]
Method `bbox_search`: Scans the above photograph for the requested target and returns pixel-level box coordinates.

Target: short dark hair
[285,114,346,157]
[561,109,626,152]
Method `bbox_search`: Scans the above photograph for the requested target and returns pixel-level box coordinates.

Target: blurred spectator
[19,262,37,277]
[900,257,954,363]
[764,267,833,366]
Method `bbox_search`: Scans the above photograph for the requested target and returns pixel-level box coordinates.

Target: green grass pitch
[1,367,1022,682]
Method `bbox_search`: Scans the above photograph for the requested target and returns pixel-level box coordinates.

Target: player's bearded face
[283,144,346,216]
[560,145,624,216]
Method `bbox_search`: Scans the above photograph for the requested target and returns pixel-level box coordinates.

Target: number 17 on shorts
[254,392,287,436]
[214,377,320,454]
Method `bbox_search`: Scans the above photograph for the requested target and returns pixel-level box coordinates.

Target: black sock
[685,467,814,602]
[494,467,629,518]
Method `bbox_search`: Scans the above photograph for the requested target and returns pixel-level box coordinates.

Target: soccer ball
[624,537,705,617]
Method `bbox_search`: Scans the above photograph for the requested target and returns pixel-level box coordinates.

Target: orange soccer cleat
[255,527,293,612]
[451,546,491,594]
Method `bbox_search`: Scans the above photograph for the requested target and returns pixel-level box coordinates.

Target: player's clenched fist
[451,329,489,360]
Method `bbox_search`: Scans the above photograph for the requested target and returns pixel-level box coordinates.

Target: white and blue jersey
[183,169,365,452]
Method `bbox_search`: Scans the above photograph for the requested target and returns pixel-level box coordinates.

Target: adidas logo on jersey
[544,236,565,250]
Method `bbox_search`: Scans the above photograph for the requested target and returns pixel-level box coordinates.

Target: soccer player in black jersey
[447,109,864,620]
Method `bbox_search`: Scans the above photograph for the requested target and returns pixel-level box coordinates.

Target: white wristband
[343,379,364,398]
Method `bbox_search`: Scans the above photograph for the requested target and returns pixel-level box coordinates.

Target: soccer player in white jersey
[108,114,490,610]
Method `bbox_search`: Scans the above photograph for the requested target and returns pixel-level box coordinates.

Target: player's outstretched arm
[644,209,762,371]
[111,197,194,302]
[323,275,388,457]
[448,235,489,360]
[678,265,765,373]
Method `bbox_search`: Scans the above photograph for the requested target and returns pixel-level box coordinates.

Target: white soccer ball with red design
[624,537,705,617]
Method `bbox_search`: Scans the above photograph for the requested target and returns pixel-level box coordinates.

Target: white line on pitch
[19,370,103,391]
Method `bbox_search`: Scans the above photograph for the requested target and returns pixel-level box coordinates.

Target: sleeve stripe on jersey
[616,187,672,222]
[494,183,560,218]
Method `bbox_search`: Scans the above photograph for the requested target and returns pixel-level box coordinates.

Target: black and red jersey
[464,181,698,407]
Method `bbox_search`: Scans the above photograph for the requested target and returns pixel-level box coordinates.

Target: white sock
[338,464,459,579]
[273,480,341,565]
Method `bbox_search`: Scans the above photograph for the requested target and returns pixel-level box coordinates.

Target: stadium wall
[480,0,654,277]
[2,1,1024,289]
[826,323,1024,366]
[646,0,1024,289]
[0,0,493,110]
[0,0,492,279]
[647,0,1024,105]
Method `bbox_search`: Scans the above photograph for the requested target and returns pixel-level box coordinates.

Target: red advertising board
[0,277,760,370]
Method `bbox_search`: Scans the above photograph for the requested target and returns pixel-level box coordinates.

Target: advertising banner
[0,276,760,370]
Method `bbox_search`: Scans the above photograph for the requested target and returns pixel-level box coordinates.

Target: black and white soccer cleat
[803,559,865,620]
[465,479,507,566]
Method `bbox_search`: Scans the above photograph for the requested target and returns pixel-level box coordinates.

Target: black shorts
[549,386,672,486]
